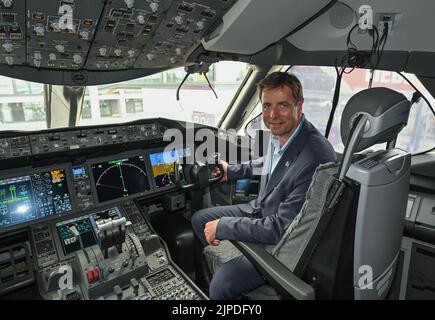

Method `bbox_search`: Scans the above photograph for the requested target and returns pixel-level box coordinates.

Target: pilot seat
[203,87,412,299]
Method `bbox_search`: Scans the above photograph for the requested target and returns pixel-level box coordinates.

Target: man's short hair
[257,71,303,103]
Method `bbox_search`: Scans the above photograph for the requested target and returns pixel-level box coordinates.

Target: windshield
[0,76,46,131]
[0,61,248,132]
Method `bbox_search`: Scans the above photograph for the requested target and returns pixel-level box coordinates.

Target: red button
[92,268,100,282]
[87,270,94,283]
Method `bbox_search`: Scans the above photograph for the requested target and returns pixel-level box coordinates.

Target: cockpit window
[330,69,435,154]
[79,61,249,127]
[243,66,435,155]
[0,76,46,131]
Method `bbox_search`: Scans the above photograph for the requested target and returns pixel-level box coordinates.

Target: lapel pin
[285,161,290,167]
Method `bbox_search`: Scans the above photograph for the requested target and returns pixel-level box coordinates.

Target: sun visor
[201,0,331,55]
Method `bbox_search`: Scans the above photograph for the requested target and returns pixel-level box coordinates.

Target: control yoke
[95,217,127,258]
[180,152,224,190]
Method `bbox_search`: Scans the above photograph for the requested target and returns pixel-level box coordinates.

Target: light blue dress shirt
[269,115,305,175]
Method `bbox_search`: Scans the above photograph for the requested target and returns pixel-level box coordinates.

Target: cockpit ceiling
[1,0,434,85]
[0,0,336,85]
[287,0,434,53]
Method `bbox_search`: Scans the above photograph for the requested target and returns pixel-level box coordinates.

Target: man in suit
[191,71,337,300]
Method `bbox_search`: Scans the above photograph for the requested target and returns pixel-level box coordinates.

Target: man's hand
[204,219,221,246]
[214,160,228,182]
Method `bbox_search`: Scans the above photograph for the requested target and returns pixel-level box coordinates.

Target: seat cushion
[203,240,242,274]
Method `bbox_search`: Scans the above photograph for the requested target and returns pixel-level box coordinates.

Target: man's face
[261,85,303,139]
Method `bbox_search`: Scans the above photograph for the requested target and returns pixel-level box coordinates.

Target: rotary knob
[0,140,8,148]
[5,56,13,65]
[99,47,107,56]
[137,15,145,25]
[149,2,158,13]
[1,0,12,8]
[55,44,65,53]
[79,30,89,40]
[73,54,82,64]
[174,15,183,25]
[2,42,13,53]
[124,0,134,9]
[196,21,204,31]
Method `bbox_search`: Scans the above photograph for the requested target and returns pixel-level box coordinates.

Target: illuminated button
[149,2,158,13]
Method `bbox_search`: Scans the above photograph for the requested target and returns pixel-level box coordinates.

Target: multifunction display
[0,169,72,228]
[91,156,150,203]
[149,149,189,188]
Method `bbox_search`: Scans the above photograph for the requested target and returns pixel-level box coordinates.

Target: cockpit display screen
[57,217,97,256]
[0,169,72,229]
[56,207,121,256]
[149,149,190,189]
[91,156,150,203]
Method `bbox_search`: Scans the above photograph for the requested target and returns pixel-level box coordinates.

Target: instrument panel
[0,121,165,160]
[0,167,72,228]
[0,146,189,233]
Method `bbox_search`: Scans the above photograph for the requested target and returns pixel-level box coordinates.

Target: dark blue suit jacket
[215,119,337,249]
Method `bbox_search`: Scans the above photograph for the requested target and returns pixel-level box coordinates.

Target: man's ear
[295,98,304,118]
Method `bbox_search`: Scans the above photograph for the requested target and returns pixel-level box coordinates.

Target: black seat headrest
[340,87,411,152]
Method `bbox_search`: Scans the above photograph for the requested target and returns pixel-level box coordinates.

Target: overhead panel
[85,0,172,71]
[0,0,26,66]
[135,0,237,68]
[0,0,240,83]
[26,0,104,69]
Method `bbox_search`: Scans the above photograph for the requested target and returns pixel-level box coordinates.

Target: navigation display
[0,169,72,229]
[91,156,150,203]
[149,149,190,189]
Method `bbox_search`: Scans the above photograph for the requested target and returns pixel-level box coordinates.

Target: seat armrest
[231,240,315,300]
